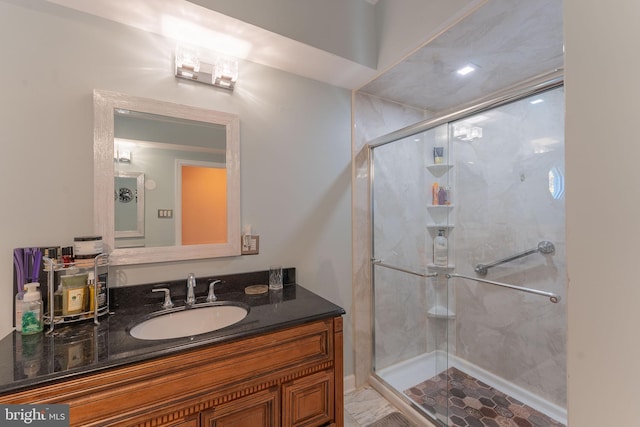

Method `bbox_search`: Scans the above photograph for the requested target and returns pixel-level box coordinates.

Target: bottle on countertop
[53,283,63,316]
[61,272,88,316]
[433,229,448,267]
[15,291,23,332]
[21,282,43,335]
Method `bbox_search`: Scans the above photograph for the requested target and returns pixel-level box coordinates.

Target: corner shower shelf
[427,264,455,270]
[426,305,456,319]
[427,224,455,230]
[426,164,453,177]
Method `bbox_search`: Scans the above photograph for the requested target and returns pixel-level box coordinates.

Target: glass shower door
[370,85,566,427]
[371,123,453,424]
[443,87,566,427]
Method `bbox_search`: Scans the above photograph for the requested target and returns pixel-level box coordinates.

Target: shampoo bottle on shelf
[438,186,447,205]
[433,229,448,267]
[432,183,439,206]
[21,282,43,335]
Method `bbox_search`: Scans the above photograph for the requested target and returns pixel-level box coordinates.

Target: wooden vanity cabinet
[1,317,344,427]
[201,387,280,426]
[282,369,335,427]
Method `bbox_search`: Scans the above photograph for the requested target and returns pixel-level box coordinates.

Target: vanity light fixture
[114,149,131,163]
[175,46,238,90]
[114,140,132,163]
[453,123,483,141]
[118,150,131,163]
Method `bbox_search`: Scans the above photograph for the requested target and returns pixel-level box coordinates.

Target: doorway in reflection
[179,163,227,245]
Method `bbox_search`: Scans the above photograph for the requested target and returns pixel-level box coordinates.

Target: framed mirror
[94,90,240,265]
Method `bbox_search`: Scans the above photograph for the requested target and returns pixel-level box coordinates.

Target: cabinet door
[201,388,279,427]
[282,370,334,427]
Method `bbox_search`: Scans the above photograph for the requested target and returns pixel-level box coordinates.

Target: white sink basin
[130,304,248,340]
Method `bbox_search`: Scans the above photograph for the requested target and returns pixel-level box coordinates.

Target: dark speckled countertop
[0,268,345,396]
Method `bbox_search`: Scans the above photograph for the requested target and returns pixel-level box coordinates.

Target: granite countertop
[0,269,345,395]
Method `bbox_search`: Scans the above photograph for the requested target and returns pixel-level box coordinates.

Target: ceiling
[360,0,564,112]
[43,0,563,112]
[43,0,385,89]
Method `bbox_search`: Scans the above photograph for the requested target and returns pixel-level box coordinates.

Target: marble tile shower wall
[371,124,455,370]
[452,87,566,407]
[372,135,428,370]
[352,92,428,385]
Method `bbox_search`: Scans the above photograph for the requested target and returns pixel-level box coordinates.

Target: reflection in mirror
[114,171,145,240]
[175,159,227,246]
[94,90,240,265]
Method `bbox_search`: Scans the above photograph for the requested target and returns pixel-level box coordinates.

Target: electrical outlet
[241,235,259,255]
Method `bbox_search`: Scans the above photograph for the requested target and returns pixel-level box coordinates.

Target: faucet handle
[152,288,174,309]
[187,272,196,287]
[207,280,221,302]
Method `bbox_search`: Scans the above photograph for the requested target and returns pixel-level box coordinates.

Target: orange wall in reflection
[182,166,227,245]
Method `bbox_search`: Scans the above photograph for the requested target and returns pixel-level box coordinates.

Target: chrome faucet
[186,273,197,306]
[152,287,174,309]
[207,280,221,302]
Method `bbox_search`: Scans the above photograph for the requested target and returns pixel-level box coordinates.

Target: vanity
[0,270,345,426]
[2,91,346,425]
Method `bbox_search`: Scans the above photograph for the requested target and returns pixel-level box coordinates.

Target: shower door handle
[474,241,555,276]
[447,273,560,303]
[371,259,438,278]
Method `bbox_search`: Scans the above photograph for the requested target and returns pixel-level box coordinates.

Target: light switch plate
[241,235,259,255]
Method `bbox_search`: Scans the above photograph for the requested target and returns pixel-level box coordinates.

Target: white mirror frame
[94,89,241,265]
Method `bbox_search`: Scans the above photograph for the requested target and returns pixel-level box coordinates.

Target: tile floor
[345,386,408,426]
[404,367,564,427]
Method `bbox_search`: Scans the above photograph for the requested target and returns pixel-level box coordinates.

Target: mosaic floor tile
[404,367,564,427]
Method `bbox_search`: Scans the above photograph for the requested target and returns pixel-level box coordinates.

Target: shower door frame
[367,69,565,424]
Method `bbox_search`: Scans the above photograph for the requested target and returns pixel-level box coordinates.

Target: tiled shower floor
[404,367,565,427]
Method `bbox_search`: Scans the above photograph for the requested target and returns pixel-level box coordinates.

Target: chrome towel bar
[370,259,560,303]
[474,241,555,276]
[371,259,438,278]
[447,272,560,303]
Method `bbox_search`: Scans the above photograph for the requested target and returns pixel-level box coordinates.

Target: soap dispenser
[433,229,448,267]
[21,282,43,335]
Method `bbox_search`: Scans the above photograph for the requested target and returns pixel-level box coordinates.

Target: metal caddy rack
[43,253,109,334]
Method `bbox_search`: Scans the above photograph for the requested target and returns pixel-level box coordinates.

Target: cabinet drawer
[162,415,199,427]
[282,370,334,427]
[201,388,279,427]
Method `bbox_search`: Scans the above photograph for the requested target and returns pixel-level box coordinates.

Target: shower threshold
[376,351,566,427]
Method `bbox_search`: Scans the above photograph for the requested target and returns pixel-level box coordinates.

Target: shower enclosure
[369,76,566,427]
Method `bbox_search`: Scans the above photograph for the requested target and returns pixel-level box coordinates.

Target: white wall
[0,0,353,375]
[565,1,640,425]
[187,0,378,68]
